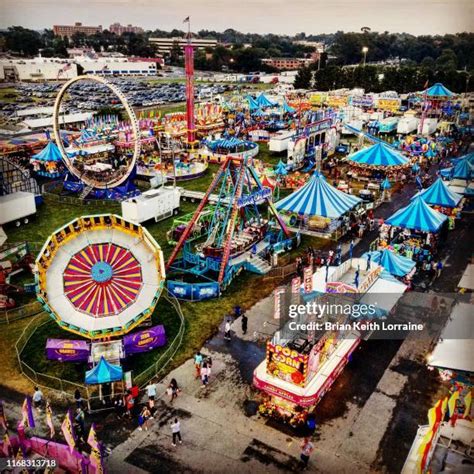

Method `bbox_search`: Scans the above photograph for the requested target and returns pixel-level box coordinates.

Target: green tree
[5,26,42,56]
[294,66,312,89]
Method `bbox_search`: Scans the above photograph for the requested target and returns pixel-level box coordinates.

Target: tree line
[1,26,473,76]
[294,64,472,94]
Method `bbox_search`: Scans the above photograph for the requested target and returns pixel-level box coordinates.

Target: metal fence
[41,181,122,209]
[0,301,43,324]
[263,261,298,280]
[14,291,186,404]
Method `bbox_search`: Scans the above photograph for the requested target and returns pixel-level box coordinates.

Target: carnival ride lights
[52,75,141,190]
[36,214,165,339]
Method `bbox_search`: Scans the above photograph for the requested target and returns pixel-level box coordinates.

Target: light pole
[362,46,369,67]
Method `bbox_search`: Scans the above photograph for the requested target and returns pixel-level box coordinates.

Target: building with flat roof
[261,57,314,71]
[149,37,218,54]
[0,58,77,81]
[109,23,144,35]
[53,22,102,38]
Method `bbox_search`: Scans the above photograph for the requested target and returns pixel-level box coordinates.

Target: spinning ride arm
[166,156,231,270]
[217,160,247,284]
[248,166,290,237]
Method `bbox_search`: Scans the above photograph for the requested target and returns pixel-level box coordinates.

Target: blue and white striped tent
[412,178,462,208]
[31,141,63,162]
[362,249,416,277]
[423,83,454,98]
[347,142,409,167]
[441,157,474,180]
[275,171,362,219]
[386,195,447,233]
[450,152,474,166]
[256,93,276,108]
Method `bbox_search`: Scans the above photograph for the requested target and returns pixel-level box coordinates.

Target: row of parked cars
[1,78,232,119]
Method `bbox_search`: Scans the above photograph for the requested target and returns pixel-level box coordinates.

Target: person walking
[300,437,314,469]
[146,382,157,410]
[138,406,151,431]
[241,313,248,335]
[224,319,232,341]
[32,386,43,412]
[436,260,443,278]
[194,352,203,379]
[168,378,179,403]
[74,389,83,409]
[200,362,209,388]
[171,418,182,447]
[75,407,86,441]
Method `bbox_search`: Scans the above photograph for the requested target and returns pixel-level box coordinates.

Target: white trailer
[397,116,419,134]
[268,130,296,152]
[342,120,364,134]
[121,187,180,224]
[418,118,438,135]
[0,191,37,227]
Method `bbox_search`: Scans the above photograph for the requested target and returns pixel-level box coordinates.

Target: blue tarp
[275,171,362,219]
[246,95,259,111]
[347,142,409,167]
[423,82,454,98]
[85,356,123,384]
[31,141,63,162]
[362,249,416,277]
[412,178,462,207]
[386,195,447,232]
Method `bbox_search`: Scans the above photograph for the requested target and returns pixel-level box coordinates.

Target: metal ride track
[52,75,141,189]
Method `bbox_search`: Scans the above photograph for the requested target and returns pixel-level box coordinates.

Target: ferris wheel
[52,75,141,190]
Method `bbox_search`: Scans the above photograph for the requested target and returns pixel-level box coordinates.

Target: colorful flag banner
[61,409,76,453]
[448,391,460,418]
[463,391,472,419]
[20,397,35,429]
[0,400,7,430]
[87,423,104,474]
[45,402,55,439]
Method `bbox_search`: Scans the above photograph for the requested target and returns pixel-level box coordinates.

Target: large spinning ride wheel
[52,75,141,189]
[36,214,165,339]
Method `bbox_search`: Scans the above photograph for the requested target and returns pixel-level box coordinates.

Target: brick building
[53,22,102,38]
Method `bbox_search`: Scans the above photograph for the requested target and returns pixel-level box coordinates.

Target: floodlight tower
[184,19,196,147]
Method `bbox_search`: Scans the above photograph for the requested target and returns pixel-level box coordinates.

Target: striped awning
[413,178,462,208]
[275,171,362,218]
[386,195,447,232]
[347,142,409,167]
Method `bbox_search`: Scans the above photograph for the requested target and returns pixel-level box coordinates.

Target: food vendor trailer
[253,258,408,426]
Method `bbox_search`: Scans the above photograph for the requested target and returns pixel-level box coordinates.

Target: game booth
[275,171,362,240]
[378,195,449,274]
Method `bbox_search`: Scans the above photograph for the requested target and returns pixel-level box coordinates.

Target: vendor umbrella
[85,356,123,385]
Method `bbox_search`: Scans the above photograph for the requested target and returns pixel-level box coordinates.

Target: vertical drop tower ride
[184,21,197,147]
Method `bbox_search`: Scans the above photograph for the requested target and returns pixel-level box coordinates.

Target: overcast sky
[1,0,472,35]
